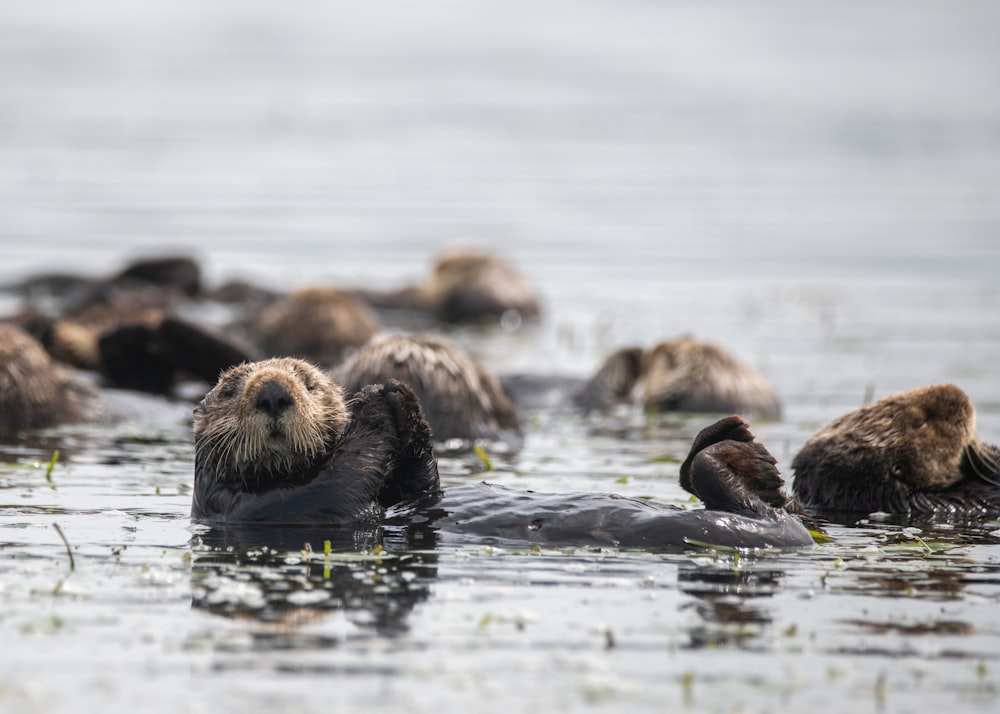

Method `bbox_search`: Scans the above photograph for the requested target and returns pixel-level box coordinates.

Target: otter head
[791,383,987,514]
[887,383,977,490]
[193,358,349,484]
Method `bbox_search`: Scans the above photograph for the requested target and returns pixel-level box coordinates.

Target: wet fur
[791,384,1000,517]
[334,334,521,441]
[642,339,782,418]
[192,379,812,547]
[249,286,380,366]
[192,357,440,524]
[576,338,782,418]
[680,415,790,515]
[405,415,813,549]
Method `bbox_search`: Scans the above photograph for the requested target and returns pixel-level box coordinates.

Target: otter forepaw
[380,379,435,456]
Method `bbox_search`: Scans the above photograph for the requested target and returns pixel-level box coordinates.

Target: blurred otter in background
[7,255,202,314]
[4,255,255,395]
[575,336,782,419]
[334,333,522,443]
[791,383,1000,520]
[245,286,381,367]
[353,249,541,326]
[0,323,96,434]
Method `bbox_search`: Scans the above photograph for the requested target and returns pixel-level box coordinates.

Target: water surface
[1,1,999,712]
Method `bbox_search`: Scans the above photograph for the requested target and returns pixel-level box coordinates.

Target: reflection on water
[190,544,439,644]
[679,560,784,649]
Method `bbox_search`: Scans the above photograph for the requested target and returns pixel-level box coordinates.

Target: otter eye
[216,386,237,400]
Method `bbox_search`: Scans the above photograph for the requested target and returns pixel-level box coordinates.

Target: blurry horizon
[1,0,998,290]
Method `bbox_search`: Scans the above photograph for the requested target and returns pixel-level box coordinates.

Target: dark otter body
[192,360,811,549]
[5,255,249,394]
[791,384,1000,520]
[334,333,521,442]
[98,316,256,394]
[437,416,814,550]
[576,338,782,419]
[413,481,812,550]
[12,310,255,395]
[5,255,201,308]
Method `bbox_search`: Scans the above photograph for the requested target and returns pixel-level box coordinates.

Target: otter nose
[255,379,293,417]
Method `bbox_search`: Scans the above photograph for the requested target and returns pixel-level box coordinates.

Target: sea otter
[191,357,812,549]
[5,254,202,308]
[246,286,381,367]
[4,255,248,392]
[353,249,541,325]
[334,333,521,442]
[0,323,96,434]
[418,414,812,549]
[791,383,1000,520]
[9,307,256,395]
[191,357,440,524]
[575,337,782,419]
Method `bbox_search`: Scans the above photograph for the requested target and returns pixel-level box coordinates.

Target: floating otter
[6,306,112,371]
[9,307,255,395]
[354,249,541,325]
[247,286,380,366]
[421,415,812,549]
[11,257,250,393]
[791,384,1000,519]
[192,358,440,524]
[576,337,782,419]
[98,316,257,394]
[334,333,521,442]
[5,254,201,306]
[6,256,203,338]
[191,356,812,549]
[107,255,202,298]
[0,323,96,433]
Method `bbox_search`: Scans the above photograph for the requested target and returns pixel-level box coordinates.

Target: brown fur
[48,308,163,370]
[356,250,541,324]
[427,250,540,322]
[249,287,380,366]
[641,338,782,418]
[576,337,782,418]
[680,416,790,513]
[194,358,349,483]
[334,333,521,441]
[0,323,94,433]
[191,357,441,525]
[791,384,1000,517]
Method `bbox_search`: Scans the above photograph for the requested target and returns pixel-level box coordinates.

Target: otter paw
[380,379,435,455]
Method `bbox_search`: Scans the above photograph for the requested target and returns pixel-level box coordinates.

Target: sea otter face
[193,357,349,482]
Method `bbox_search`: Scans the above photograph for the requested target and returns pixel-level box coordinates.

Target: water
[1,1,999,712]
